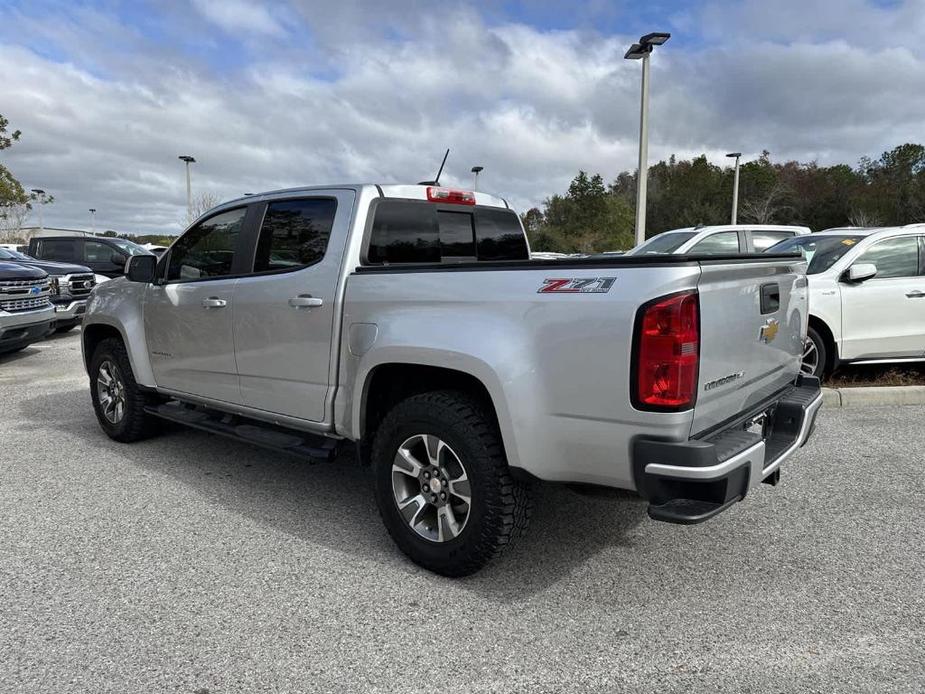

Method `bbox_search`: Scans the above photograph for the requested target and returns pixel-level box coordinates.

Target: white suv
[627,224,811,256]
[768,225,925,377]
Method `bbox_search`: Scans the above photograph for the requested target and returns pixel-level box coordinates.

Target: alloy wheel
[96,359,126,424]
[391,434,472,543]
[801,338,820,376]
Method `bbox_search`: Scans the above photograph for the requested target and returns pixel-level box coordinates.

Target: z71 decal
[537,277,616,294]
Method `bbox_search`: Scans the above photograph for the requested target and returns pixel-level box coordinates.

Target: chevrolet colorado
[0,248,96,332]
[81,184,822,575]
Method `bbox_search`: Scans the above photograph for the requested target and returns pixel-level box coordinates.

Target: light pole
[471,166,484,190]
[178,155,196,220]
[89,208,96,235]
[31,188,46,232]
[726,152,742,224]
[625,32,671,247]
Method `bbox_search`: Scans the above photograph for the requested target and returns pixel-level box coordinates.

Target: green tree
[0,114,29,209]
[527,171,634,253]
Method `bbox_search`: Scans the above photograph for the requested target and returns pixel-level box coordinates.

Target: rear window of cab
[365,201,529,264]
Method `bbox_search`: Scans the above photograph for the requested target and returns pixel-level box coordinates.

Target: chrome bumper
[53,299,88,323]
[634,375,823,524]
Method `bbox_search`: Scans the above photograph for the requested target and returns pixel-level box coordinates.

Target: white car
[627,224,811,256]
[767,224,925,377]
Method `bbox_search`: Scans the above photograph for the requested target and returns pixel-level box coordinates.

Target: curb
[821,385,925,408]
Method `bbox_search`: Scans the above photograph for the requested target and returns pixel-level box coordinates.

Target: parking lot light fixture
[89,208,96,235]
[178,155,196,219]
[471,166,484,190]
[31,188,46,231]
[625,31,671,247]
[726,152,742,224]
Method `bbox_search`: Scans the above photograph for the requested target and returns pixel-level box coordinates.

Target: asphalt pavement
[1,332,923,693]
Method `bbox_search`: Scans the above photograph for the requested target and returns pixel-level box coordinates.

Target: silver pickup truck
[81,183,822,575]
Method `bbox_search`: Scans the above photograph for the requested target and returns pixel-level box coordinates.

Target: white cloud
[191,0,286,37]
[1,2,924,235]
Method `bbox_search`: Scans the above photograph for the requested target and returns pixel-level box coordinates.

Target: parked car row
[0,248,98,355]
[765,224,925,378]
[27,235,152,281]
[628,223,925,377]
[626,224,811,256]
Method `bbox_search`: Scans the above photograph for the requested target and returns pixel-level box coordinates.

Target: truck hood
[7,258,93,275]
[0,261,48,280]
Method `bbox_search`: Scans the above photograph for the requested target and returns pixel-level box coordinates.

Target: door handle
[289,295,323,309]
[906,291,925,298]
[201,297,227,308]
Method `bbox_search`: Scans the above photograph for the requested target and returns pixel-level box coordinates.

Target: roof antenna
[418,148,450,186]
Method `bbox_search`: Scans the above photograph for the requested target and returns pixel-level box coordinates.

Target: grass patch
[828,363,925,387]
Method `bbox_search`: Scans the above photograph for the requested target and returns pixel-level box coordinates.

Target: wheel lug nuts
[440,492,446,500]
[423,484,430,492]
[424,472,430,479]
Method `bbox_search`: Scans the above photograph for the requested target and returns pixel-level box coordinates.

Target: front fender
[83,280,155,387]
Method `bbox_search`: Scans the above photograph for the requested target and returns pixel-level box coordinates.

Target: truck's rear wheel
[89,337,159,442]
[371,390,532,577]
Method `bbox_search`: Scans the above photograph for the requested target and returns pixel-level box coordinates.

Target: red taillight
[634,291,699,410]
[426,187,476,205]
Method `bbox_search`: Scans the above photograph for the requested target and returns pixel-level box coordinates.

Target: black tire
[804,326,828,379]
[371,390,532,577]
[89,337,160,442]
[55,324,76,334]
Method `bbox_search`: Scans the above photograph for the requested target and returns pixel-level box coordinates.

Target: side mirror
[845,263,877,283]
[110,252,128,267]
[126,254,157,283]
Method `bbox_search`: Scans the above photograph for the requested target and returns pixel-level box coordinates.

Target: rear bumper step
[145,402,340,462]
[633,374,823,524]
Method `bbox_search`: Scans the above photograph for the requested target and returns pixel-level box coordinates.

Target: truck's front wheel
[372,390,532,577]
[89,337,159,443]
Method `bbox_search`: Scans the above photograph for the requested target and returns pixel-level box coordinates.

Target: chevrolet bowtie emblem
[759,318,780,343]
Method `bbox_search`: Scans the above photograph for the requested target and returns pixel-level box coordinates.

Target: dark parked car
[0,261,55,355]
[0,248,96,333]
[27,236,152,279]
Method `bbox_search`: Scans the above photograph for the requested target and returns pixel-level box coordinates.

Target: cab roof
[224,184,510,210]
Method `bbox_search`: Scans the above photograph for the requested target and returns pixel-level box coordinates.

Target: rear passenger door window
[689,231,740,255]
[166,208,246,281]
[253,198,338,273]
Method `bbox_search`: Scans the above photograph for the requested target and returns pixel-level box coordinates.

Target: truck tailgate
[692,257,808,435]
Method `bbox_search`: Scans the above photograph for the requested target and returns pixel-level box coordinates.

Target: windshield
[766,234,865,274]
[108,238,151,256]
[627,231,697,255]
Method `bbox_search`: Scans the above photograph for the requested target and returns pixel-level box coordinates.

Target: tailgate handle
[760,283,780,314]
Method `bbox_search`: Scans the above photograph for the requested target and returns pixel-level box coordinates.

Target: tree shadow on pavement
[18,387,646,601]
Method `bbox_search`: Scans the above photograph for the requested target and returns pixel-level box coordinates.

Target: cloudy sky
[1,0,923,234]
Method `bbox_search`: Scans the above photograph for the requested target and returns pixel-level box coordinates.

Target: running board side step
[145,402,340,462]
